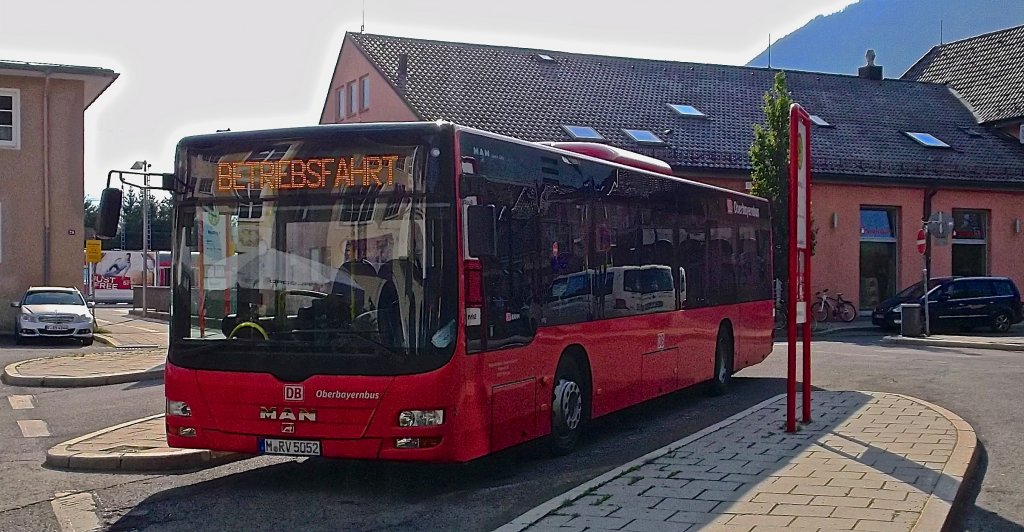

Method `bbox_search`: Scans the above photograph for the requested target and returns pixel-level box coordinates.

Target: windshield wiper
[284,329,405,357]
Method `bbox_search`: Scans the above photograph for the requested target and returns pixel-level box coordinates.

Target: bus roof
[175,120,767,205]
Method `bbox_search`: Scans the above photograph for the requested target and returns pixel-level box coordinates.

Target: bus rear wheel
[709,327,734,396]
[549,357,586,456]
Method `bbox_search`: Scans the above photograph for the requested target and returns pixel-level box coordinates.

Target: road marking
[18,419,51,437]
[126,324,161,333]
[8,395,35,410]
[51,492,102,532]
[94,318,112,325]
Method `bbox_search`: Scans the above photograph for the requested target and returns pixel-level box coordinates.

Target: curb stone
[882,335,1024,351]
[1,357,165,388]
[45,414,246,471]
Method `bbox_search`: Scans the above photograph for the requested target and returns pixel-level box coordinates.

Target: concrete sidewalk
[1,349,166,387]
[45,414,243,471]
[498,391,977,532]
[94,307,167,349]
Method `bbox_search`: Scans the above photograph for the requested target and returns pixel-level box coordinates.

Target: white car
[11,287,95,346]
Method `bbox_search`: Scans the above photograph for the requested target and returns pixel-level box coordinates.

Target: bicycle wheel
[812,300,830,322]
[838,301,858,322]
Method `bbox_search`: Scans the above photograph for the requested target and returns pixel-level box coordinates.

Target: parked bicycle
[812,289,857,323]
[774,299,821,332]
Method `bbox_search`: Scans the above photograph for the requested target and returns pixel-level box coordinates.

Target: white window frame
[360,76,370,112]
[337,86,346,120]
[0,88,20,150]
[347,81,358,118]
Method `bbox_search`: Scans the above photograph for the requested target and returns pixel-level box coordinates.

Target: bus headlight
[398,410,444,427]
[166,400,192,417]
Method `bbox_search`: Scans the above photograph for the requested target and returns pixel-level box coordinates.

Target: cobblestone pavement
[499,391,976,532]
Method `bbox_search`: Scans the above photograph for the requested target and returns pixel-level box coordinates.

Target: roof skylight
[905,132,951,148]
[562,125,603,140]
[668,104,706,117]
[809,115,833,127]
[535,54,556,62]
[623,129,665,144]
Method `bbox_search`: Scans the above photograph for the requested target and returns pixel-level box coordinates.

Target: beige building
[0,60,118,333]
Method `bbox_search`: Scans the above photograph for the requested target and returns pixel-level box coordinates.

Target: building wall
[813,183,1024,310]
[319,38,418,124]
[0,75,85,332]
[696,178,1024,311]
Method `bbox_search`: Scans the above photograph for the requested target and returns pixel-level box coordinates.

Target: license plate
[259,438,321,456]
[44,324,69,331]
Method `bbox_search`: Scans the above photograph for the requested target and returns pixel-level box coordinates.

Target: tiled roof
[902,25,1024,125]
[349,33,1024,187]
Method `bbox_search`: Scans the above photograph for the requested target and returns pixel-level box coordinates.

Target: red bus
[153,121,773,462]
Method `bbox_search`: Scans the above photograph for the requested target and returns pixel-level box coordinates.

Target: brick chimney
[858,49,883,80]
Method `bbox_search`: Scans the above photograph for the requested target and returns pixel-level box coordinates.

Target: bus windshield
[169,133,458,377]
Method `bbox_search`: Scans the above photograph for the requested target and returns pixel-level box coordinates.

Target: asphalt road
[0,331,1021,531]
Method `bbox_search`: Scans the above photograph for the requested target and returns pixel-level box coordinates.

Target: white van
[544,265,684,324]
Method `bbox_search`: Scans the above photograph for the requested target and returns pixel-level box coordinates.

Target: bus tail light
[464,259,483,306]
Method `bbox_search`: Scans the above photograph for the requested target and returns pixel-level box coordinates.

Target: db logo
[284,385,304,402]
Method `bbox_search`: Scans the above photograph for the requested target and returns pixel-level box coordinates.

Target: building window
[0,89,20,150]
[337,86,345,120]
[622,129,665,144]
[561,125,603,140]
[667,104,705,117]
[952,209,988,276]
[360,76,370,111]
[859,207,898,310]
[347,81,357,118]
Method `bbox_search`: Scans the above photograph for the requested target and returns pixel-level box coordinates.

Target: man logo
[281,423,295,434]
[284,384,303,402]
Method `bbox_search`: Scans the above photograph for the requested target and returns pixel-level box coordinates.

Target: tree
[84,199,98,239]
[749,71,793,281]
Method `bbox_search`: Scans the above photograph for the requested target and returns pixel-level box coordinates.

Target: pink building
[320,32,1024,312]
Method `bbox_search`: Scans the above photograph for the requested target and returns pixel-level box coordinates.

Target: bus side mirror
[466,204,497,258]
[95,187,123,239]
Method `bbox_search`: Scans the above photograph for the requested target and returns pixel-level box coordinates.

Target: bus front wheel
[549,357,585,456]
[709,326,734,396]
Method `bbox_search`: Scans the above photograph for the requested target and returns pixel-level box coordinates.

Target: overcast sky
[3,0,856,197]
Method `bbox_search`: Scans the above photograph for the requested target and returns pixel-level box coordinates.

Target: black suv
[873,276,1023,333]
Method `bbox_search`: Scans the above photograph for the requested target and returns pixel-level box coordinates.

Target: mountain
[747,0,1024,77]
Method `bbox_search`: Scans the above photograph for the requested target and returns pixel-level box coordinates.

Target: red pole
[786,106,799,434]
[802,114,813,423]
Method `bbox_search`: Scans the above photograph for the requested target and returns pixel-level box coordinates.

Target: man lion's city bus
[124,122,773,462]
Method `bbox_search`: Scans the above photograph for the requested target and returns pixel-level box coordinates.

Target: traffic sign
[86,239,102,263]
[916,229,926,254]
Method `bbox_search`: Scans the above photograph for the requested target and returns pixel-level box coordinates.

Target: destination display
[216,155,401,192]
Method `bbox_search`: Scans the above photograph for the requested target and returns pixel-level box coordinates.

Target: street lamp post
[131,160,151,318]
